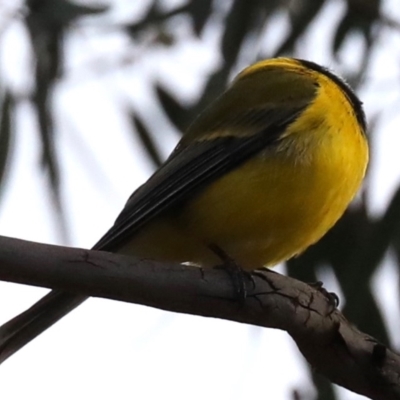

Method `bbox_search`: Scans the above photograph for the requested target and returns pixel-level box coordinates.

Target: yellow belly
[121,121,368,270]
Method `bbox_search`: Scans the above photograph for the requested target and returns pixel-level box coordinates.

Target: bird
[0,57,368,363]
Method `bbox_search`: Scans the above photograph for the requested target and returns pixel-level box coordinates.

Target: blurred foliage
[0,90,13,201]
[0,0,398,398]
[24,0,109,237]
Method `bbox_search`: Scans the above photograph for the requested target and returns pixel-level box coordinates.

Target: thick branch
[0,235,399,399]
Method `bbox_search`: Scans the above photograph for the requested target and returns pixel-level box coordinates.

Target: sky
[1,0,400,399]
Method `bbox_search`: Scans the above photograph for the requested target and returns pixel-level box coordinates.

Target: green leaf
[187,0,213,36]
[155,84,190,134]
[0,91,14,201]
[130,112,163,168]
[274,0,326,56]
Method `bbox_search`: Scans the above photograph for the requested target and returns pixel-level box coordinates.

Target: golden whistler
[0,58,368,360]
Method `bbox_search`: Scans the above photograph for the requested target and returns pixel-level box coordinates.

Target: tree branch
[0,235,399,399]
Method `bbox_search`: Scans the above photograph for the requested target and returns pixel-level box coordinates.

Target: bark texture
[0,235,399,399]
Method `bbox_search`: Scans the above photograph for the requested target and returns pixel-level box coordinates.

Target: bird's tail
[0,290,87,363]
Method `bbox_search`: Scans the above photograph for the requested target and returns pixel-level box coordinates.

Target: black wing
[94,105,306,251]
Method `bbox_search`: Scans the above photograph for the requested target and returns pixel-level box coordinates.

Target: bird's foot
[307,280,339,311]
[208,243,254,301]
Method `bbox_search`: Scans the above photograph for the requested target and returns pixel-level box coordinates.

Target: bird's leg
[208,243,255,301]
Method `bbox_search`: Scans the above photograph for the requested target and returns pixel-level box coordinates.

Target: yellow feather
[120,58,368,269]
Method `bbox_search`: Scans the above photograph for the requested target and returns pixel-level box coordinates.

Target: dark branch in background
[0,235,399,400]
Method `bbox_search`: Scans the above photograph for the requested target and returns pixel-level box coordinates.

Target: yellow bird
[0,58,368,362]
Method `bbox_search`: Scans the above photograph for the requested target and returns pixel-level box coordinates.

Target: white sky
[1,0,400,399]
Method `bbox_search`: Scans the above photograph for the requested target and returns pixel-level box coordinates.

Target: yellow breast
[123,61,368,270]
[175,72,368,268]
